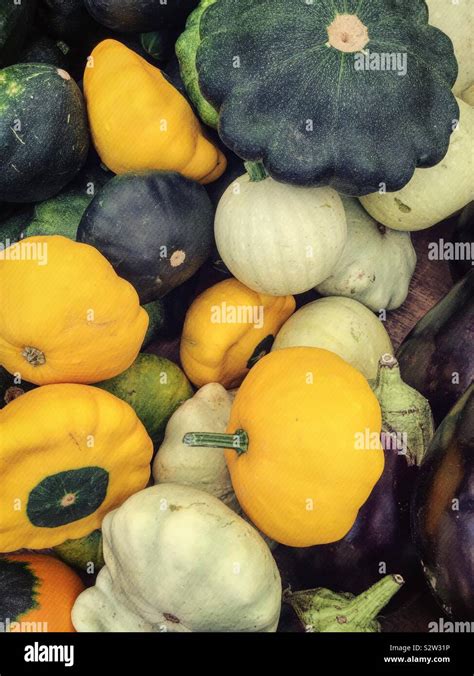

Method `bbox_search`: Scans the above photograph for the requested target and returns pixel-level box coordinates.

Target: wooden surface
[385,217,456,349]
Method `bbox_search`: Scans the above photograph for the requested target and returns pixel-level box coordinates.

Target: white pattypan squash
[215,170,347,296]
[152,383,239,511]
[426,0,473,97]
[72,484,282,632]
[360,99,474,231]
[272,297,393,380]
[316,197,416,311]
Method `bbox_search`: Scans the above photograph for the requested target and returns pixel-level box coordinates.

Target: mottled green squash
[176,0,218,127]
[27,192,92,240]
[54,530,105,573]
[142,300,166,349]
[96,354,193,444]
[183,0,459,195]
[0,64,89,202]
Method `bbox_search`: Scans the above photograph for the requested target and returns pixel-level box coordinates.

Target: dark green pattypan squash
[181,0,459,195]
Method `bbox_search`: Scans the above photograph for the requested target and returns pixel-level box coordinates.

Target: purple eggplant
[412,384,474,620]
[397,270,474,426]
[450,202,474,282]
[277,441,420,599]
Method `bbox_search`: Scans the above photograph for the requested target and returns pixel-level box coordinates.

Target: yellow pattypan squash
[84,39,227,183]
[0,236,148,385]
[180,278,296,388]
[184,347,384,547]
[0,384,153,552]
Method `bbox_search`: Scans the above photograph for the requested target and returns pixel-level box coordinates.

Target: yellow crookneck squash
[0,384,153,552]
[184,347,384,547]
[83,39,226,183]
[0,236,148,385]
[180,278,296,388]
[0,553,84,632]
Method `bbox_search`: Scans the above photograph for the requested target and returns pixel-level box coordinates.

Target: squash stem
[346,574,404,625]
[22,346,46,366]
[245,161,269,182]
[376,353,400,382]
[183,429,249,455]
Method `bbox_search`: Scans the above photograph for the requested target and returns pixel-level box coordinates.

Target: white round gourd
[316,197,417,311]
[426,0,473,97]
[359,98,474,231]
[215,172,347,296]
[272,297,393,380]
[72,484,282,632]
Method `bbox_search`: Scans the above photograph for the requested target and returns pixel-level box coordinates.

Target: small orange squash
[0,553,84,632]
[0,236,148,385]
[83,39,226,183]
[184,348,384,547]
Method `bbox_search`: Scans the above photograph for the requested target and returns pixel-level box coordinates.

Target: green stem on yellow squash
[182,429,249,455]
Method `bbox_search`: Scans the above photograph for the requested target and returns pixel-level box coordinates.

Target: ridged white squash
[272,297,393,380]
[72,484,282,632]
[215,172,347,296]
[316,197,417,311]
[426,0,473,97]
[152,384,239,511]
[360,99,474,231]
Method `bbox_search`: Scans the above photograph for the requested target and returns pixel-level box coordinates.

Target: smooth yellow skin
[0,236,148,385]
[226,348,384,547]
[0,384,153,552]
[180,279,296,388]
[84,39,227,183]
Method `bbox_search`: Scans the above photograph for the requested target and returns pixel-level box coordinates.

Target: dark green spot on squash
[0,558,39,623]
[247,335,275,369]
[27,467,109,528]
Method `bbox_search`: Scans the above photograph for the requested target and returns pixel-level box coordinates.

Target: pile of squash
[0,0,472,633]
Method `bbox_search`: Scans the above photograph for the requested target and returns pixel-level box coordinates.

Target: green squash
[20,34,71,69]
[142,300,166,349]
[96,354,194,445]
[26,192,92,240]
[0,191,93,244]
[182,0,459,195]
[77,171,214,303]
[54,530,104,573]
[141,29,179,62]
[0,0,36,67]
[84,0,198,32]
[176,0,219,128]
[0,64,89,203]
[0,206,33,245]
